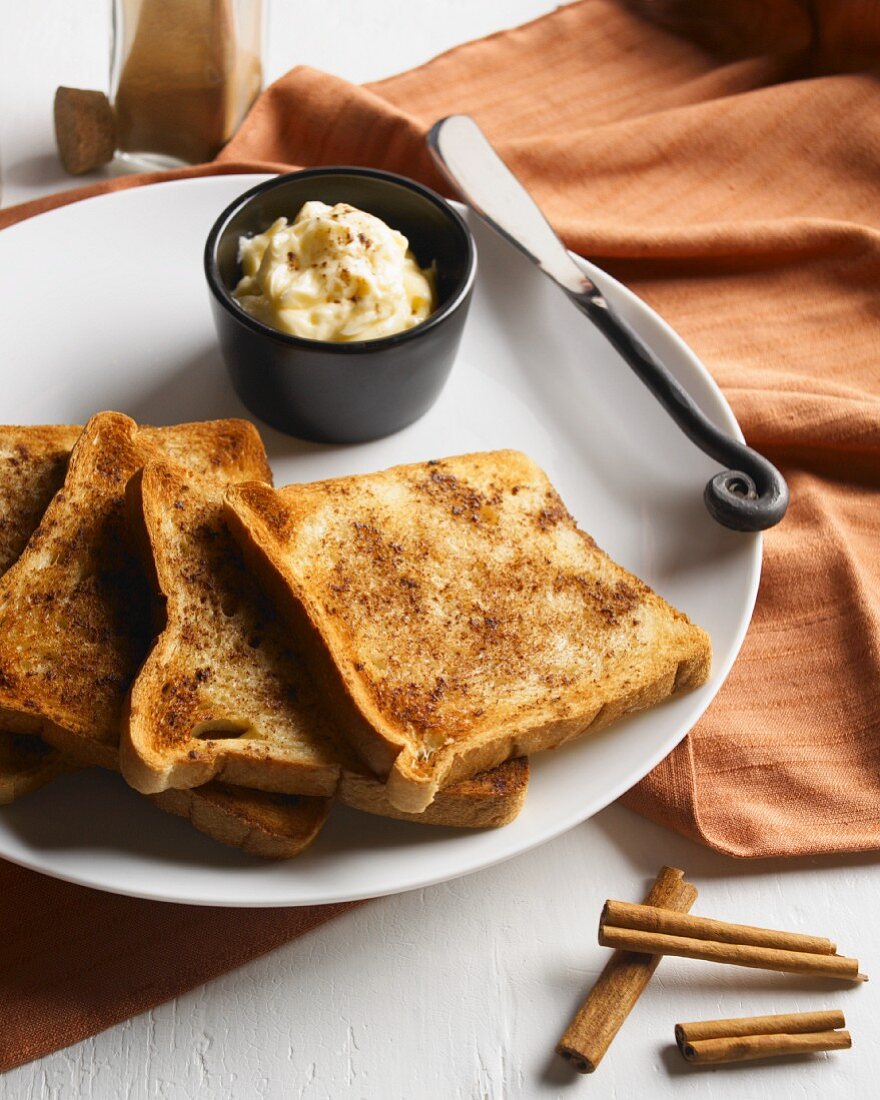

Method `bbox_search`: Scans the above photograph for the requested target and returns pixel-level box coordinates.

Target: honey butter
[233,202,435,342]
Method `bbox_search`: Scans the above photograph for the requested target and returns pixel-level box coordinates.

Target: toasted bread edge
[338,756,529,828]
[122,463,342,798]
[150,784,332,860]
[384,631,711,811]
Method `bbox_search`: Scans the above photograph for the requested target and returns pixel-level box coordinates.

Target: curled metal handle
[576,291,789,532]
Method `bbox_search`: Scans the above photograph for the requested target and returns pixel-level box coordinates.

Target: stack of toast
[0,412,711,859]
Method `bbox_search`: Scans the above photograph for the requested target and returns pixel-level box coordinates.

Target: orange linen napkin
[1,0,879,1072]
[0,863,359,1073]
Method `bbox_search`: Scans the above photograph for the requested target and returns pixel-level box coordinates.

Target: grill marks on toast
[123,461,341,796]
[225,450,712,812]
[0,413,272,767]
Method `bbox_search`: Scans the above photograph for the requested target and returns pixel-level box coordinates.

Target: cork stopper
[54,87,117,175]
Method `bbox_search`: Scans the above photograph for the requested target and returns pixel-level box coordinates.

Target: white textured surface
[1,3,876,1098]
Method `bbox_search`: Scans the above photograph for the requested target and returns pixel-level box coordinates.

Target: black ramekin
[204,168,477,444]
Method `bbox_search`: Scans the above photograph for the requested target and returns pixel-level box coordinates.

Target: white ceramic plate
[0,175,758,906]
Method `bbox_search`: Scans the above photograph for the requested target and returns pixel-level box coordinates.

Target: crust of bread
[0,422,525,841]
[122,460,341,797]
[150,783,332,860]
[122,462,528,831]
[0,413,270,766]
[0,732,77,804]
[0,420,332,856]
[0,426,83,796]
[338,757,529,828]
[225,451,712,813]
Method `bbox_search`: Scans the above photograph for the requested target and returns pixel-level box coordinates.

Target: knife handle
[573,291,789,532]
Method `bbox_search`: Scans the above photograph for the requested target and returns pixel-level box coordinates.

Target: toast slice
[0,425,80,570]
[225,450,712,813]
[0,425,524,838]
[123,461,341,797]
[0,420,331,855]
[0,742,329,856]
[0,426,81,799]
[337,756,529,828]
[0,731,72,805]
[150,783,332,859]
[122,460,530,828]
[0,412,272,769]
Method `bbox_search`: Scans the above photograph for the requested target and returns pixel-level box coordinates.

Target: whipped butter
[233,201,436,343]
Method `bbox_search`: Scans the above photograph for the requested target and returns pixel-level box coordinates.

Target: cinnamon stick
[680,1031,851,1064]
[598,925,866,981]
[556,866,697,1074]
[602,900,836,955]
[675,1011,850,1065]
[676,1009,845,1045]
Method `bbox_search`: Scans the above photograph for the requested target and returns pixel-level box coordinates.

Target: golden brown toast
[0,420,333,856]
[0,412,271,769]
[123,461,341,797]
[123,460,530,828]
[150,784,332,859]
[0,421,524,839]
[0,728,329,854]
[225,450,712,812]
[0,425,79,570]
[0,426,81,800]
[337,756,529,828]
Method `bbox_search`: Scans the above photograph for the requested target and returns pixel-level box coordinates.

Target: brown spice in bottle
[114,0,262,164]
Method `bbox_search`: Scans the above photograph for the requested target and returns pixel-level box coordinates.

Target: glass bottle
[110,0,263,169]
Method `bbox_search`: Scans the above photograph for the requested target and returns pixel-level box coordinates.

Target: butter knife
[427,114,788,532]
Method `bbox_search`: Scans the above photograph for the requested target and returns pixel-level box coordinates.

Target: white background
[1,2,877,1097]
